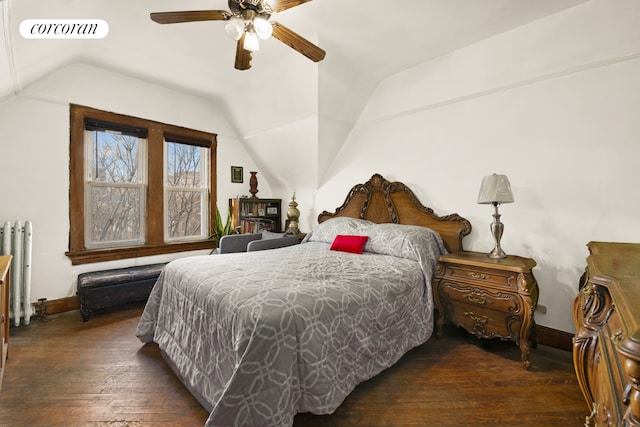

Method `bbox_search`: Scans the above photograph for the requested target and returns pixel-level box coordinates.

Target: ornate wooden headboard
[317,174,472,253]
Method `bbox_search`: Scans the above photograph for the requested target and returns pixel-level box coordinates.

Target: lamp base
[488,203,507,259]
[488,247,507,259]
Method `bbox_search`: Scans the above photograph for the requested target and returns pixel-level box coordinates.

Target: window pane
[90,132,140,183]
[90,185,142,244]
[167,190,202,238]
[165,140,208,241]
[166,142,201,188]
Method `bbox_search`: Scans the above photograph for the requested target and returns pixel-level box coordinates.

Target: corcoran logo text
[20,19,109,39]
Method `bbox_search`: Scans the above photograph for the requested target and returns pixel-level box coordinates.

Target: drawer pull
[469,272,488,280]
[584,403,598,427]
[465,294,492,305]
[611,329,623,343]
[464,312,492,324]
[623,383,632,406]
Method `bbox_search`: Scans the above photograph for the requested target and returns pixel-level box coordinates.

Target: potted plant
[209,206,235,249]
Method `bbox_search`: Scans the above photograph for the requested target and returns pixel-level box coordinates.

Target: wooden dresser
[573,242,640,426]
[0,255,10,391]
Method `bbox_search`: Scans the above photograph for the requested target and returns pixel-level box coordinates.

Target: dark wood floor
[0,303,588,426]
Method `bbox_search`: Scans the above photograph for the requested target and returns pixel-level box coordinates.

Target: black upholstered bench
[77,263,166,321]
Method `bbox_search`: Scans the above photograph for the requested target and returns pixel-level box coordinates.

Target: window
[165,140,209,241]
[67,105,217,265]
[85,124,147,249]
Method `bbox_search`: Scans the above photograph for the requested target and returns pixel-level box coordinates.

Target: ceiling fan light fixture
[224,17,244,41]
[253,17,273,40]
[150,0,326,70]
[243,31,260,52]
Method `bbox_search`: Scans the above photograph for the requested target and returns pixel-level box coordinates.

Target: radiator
[1,221,35,326]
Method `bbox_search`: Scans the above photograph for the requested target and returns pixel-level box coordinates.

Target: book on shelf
[231,197,282,233]
[241,218,275,234]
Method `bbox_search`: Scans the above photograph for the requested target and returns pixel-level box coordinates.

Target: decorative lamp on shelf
[477,173,514,259]
[284,192,300,236]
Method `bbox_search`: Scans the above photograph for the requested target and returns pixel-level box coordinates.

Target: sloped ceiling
[1,0,588,138]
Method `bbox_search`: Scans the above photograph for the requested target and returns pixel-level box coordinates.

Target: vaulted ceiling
[1,0,588,138]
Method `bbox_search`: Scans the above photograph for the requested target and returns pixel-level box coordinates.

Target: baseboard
[537,325,574,352]
[31,295,79,317]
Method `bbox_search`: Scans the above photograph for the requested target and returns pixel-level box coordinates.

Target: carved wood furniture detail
[573,242,640,427]
[318,173,472,253]
[433,251,539,369]
[0,255,11,391]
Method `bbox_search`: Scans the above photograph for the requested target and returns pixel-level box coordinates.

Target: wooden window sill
[65,241,215,265]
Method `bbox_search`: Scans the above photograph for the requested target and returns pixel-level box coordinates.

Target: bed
[136,173,471,427]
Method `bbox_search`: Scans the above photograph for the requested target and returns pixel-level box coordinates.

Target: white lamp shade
[477,174,514,204]
[254,17,273,40]
[243,31,260,52]
[224,18,244,41]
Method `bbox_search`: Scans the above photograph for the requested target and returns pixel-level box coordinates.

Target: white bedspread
[136,218,446,427]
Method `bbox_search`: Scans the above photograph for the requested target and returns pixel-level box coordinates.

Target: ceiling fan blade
[235,34,253,70]
[150,10,231,24]
[271,22,325,63]
[265,0,312,13]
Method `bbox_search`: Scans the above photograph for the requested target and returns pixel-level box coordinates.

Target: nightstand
[433,251,539,369]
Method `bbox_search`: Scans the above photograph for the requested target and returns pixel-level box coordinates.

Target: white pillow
[302,217,373,244]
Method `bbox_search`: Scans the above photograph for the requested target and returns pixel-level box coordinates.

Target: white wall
[0,2,17,104]
[241,62,320,233]
[244,116,319,232]
[316,0,640,332]
[0,63,269,301]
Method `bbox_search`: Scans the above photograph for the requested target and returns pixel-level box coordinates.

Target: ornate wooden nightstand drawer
[592,353,621,427]
[438,280,521,313]
[599,305,627,410]
[604,305,625,348]
[447,301,522,342]
[443,264,519,291]
[433,251,538,369]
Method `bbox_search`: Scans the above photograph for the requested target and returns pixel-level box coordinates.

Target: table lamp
[477,174,514,259]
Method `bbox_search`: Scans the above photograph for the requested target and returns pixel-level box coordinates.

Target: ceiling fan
[150,0,326,70]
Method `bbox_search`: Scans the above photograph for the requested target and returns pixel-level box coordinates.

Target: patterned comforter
[136,217,447,427]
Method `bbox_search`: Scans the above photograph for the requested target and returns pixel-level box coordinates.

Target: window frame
[164,139,210,242]
[67,104,217,265]
[84,129,147,249]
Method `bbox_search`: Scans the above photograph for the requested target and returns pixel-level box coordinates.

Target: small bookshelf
[229,198,282,233]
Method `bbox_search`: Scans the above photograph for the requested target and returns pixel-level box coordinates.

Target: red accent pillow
[330,235,369,254]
